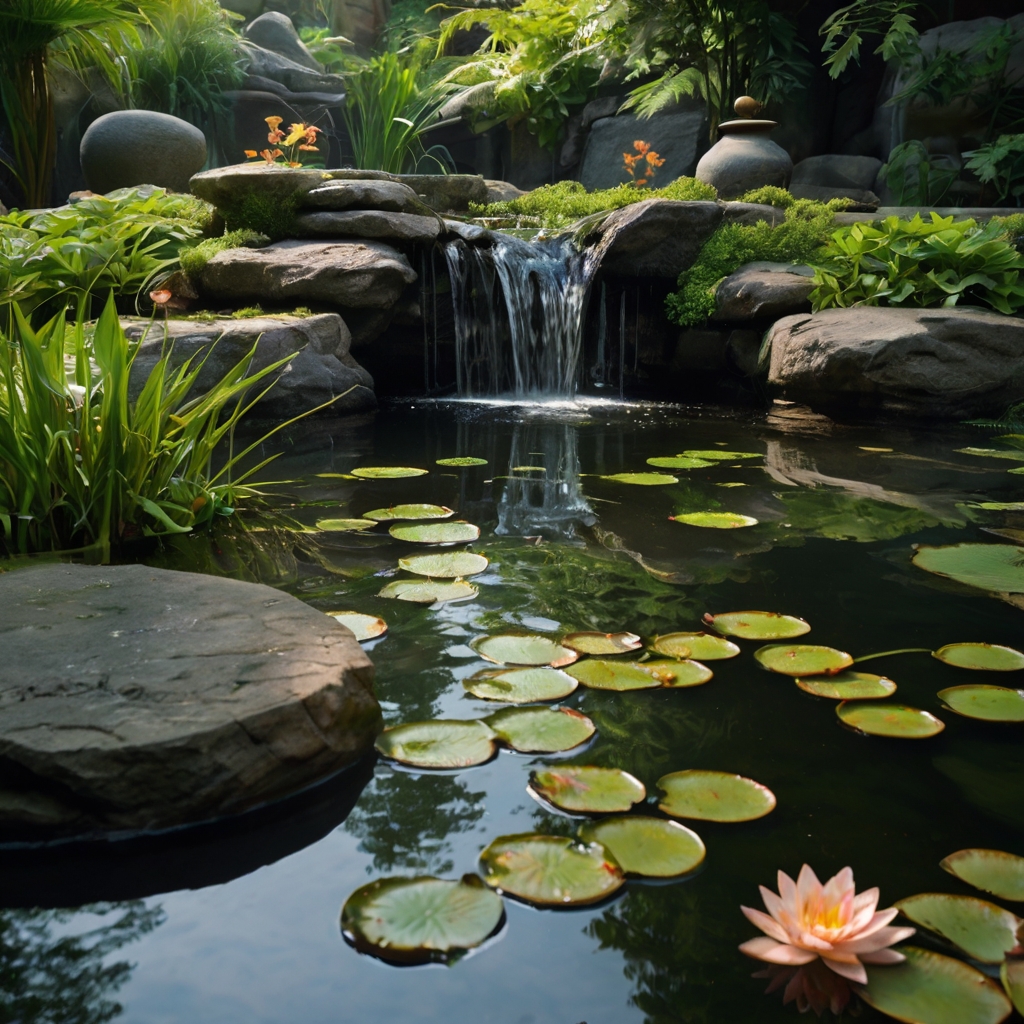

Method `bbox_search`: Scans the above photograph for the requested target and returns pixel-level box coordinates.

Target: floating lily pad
[375,720,497,769]
[512,465,546,473]
[529,765,646,814]
[934,643,1024,672]
[670,512,758,529]
[566,659,661,691]
[464,668,578,704]
[650,632,740,661]
[836,701,945,738]
[956,447,1024,461]
[939,685,1024,722]
[479,834,624,906]
[646,456,714,469]
[471,634,578,668]
[680,449,761,460]
[399,552,488,578]
[896,893,1023,964]
[755,644,853,676]
[860,947,1012,1024]
[969,501,1024,511]
[703,610,811,640]
[912,543,1024,594]
[341,874,504,965]
[328,611,387,642]
[315,518,375,532]
[1001,958,1024,1016]
[600,472,679,485]
[351,466,428,479]
[377,580,478,603]
[941,849,1024,902]
[563,631,642,655]
[642,659,713,687]
[486,706,595,753]
[389,522,481,545]
[436,457,488,467]
[579,817,706,878]
[363,504,455,522]
[657,769,776,822]
[796,671,896,700]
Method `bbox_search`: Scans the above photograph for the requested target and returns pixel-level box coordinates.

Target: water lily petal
[844,906,900,943]
[742,906,791,944]
[820,954,868,985]
[844,888,883,934]
[859,947,907,964]
[796,930,835,951]
[839,926,916,955]
[740,937,818,965]
[777,871,799,913]
[797,864,824,916]
[761,886,798,934]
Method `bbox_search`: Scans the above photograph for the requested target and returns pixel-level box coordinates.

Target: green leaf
[912,543,1024,594]
[399,552,489,578]
[703,610,811,640]
[837,701,945,739]
[486,706,595,753]
[362,504,455,521]
[464,667,578,704]
[600,472,679,485]
[563,631,642,655]
[650,632,739,660]
[646,456,714,469]
[796,671,896,700]
[479,834,624,907]
[316,518,375,532]
[938,685,1024,723]
[679,449,761,460]
[956,447,1024,462]
[1001,958,1024,1017]
[529,765,646,814]
[375,720,497,768]
[351,466,429,479]
[642,659,713,687]
[670,512,758,528]
[566,659,662,691]
[436,457,487,466]
[896,893,1023,964]
[755,644,853,676]
[471,634,578,668]
[657,769,776,822]
[377,580,478,603]
[933,643,1024,672]
[942,849,1024,902]
[341,874,504,964]
[327,611,387,641]
[389,521,481,545]
[579,816,705,878]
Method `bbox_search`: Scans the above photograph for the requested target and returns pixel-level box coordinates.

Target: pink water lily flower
[740,864,915,984]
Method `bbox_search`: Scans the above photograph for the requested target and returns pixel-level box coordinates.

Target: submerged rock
[765,306,1024,418]
[0,564,381,840]
[712,262,815,321]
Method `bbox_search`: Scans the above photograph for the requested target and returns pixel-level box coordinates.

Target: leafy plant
[877,140,958,207]
[818,0,921,79]
[965,135,1024,207]
[809,213,1024,315]
[178,229,268,277]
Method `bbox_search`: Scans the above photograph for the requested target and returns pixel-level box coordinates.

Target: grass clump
[472,177,719,229]
[178,230,269,277]
[667,199,842,326]
[738,186,795,208]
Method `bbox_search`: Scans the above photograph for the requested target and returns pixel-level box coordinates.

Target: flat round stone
[0,565,381,840]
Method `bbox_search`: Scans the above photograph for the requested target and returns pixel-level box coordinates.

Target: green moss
[178,230,269,276]
[666,199,843,327]
[221,189,301,240]
[471,177,719,229]
[738,186,795,208]
[995,212,1024,255]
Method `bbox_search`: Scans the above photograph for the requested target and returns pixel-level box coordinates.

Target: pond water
[6,400,1024,1024]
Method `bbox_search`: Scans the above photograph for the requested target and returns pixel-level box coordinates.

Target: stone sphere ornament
[695,96,793,199]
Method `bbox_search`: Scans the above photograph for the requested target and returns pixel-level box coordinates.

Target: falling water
[444,234,597,398]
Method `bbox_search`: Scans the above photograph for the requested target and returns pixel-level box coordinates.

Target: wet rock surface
[0,564,381,841]
[293,209,441,244]
[712,262,815,321]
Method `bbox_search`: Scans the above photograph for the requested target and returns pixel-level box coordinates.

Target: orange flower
[284,122,308,146]
[298,144,319,152]
[267,128,285,144]
[646,150,666,168]
[244,149,258,158]
[265,116,283,129]
[260,148,283,164]
[304,125,321,144]
[635,177,648,186]
[633,140,650,155]
[150,289,172,305]
[287,161,302,168]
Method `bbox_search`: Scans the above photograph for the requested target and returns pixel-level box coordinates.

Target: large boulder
[81,111,206,194]
[791,155,882,192]
[397,174,488,213]
[241,43,347,96]
[200,239,415,306]
[123,312,375,418]
[293,209,441,244]
[711,262,815,321]
[245,12,322,71]
[765,306,1024,418]
[0,563,381,840]
[589,199,723,278]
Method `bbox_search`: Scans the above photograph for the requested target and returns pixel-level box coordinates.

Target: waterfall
[444,234,597,398]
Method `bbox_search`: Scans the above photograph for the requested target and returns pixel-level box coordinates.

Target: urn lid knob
[734,96,763,118]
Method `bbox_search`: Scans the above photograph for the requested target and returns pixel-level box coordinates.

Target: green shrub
[178,229,269,277]
[667,199,841,326]
[810,213,1024,314]
[739,186,795,208]
[221,189,300,240]
[472,177,719,229]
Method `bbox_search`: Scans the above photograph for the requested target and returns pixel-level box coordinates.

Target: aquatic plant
[739,864,915,983]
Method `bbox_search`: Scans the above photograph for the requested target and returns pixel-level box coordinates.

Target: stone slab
[301,179,423,213]
[293,209,441,244]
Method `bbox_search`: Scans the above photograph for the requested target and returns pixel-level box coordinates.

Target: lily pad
[377,580,478,604]
[941,849,1024,902]
[934,643,1024,672]
[436,457,487,467]
[351,466,429,479]
[650,632,740,661]
[646,456,714,469]
[471,634,578,668]
[375,720,497,769]
[860,947,1012,1024]
[328,611,387,642]
[896,893,1023,964]
[486,706,595,753]
[657,769,776,822]
[703,610,811,640]
[362,504,455,522]
[399,552,489,578]
[315,518,375,532]
[956,447,1024,461]
[566,659,662,691]
[600,472,678,486]
[755,644,853,676]
[341,874,504,965]
[579,816,706,878]
[529,765,646,814]
[680,449,761,460]
[389,522,481,545]
[479,834,624,906]
[1001,958,1024,1016]
[670,512,758,529]
[939,685,1024,722]
[563,631,642,655]
[912,543,1024,594]
[642,659,714,687]
[796,671,896,700]
[463,667,578,704]
[836,701,945,738]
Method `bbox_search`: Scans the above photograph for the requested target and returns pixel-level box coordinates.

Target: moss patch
[178,230,269,276]
[221,188,301,240]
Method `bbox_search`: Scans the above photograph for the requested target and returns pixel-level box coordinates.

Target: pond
[6,400,1024,1024]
